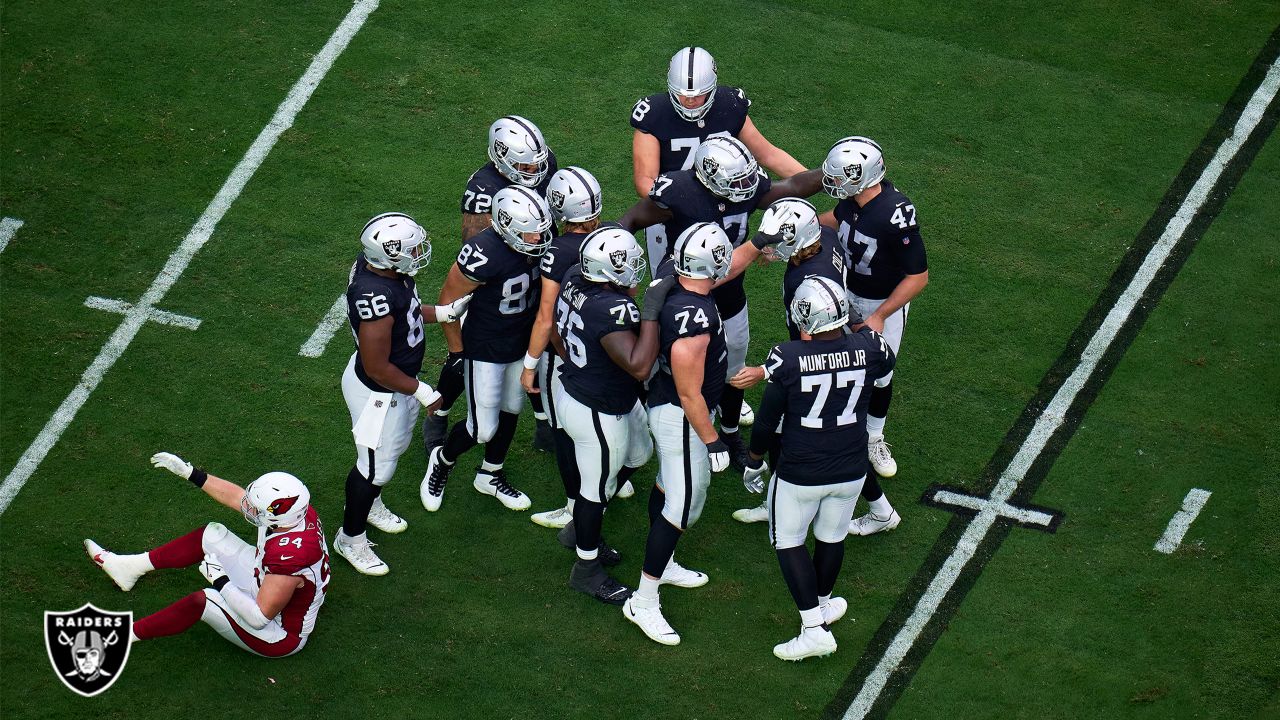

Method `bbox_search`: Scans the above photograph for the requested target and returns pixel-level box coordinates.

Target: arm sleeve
[220,584,272,629]
[748,380,786,457]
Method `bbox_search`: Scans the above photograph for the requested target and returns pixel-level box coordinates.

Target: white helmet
[667,46,718,122]
[822,136,886,199]
[488,115,551,187]
[694,136,760,202]
[580,227,647,288]
[760,198,822,261]
[240,471,310,529]
[673,222,732,281]
[546,167,602,224]
[791,275,850,335]
[491,186,554,256]
[360,212,431,276]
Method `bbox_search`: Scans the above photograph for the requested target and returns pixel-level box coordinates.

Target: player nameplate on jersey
[45,604,133,697]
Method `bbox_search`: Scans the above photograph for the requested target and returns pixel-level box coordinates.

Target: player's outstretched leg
[866,380,897,477]
[473,411,530,510]
[772,545,837,661]
[624,516,684,647]
[532,427,577,527]
[421,422,473,511]
[84,539,155,592]
[423,355,465,455]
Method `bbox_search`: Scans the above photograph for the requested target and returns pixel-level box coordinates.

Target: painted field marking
[1154,488,1212,554]
[926,487,1059,529]
[299,294,347,357]
[0,217,25,253]
[84,296,202,331]
[0,0,381,516]
[841,55,1280,720]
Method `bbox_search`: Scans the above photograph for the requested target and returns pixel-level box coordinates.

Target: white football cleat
[739,400,755,426]
[732,502,768,524]
[530,505,573,529]
[421,446,453,512]
[849,510,901,536]
[822,597,849,625]
[659,558,708,588]
[868,436,897,477]
[333,531,389,576]
[84,539,147,592]
[473,469,531,511]
[773,627,837,661]
[366,496,407,534]
[616,480,636,499]
[623,595,680,646]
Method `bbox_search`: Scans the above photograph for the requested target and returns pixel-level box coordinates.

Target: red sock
[147,527,206,569]
[133,591,206,640]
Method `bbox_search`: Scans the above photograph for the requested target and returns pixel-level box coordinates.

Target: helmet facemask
[667,47,718,122]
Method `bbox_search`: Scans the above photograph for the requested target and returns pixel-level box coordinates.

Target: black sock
[573,499,605,555]
[552,428,580,502]
[483,412,520,467]
[776,545,820,612]
[435,360,465,413]
[642,518,683,578]
[719,385,744,430]
[813,540,845,598]
[647,484,665,525]
[862,473,884,502]
[342,466,378,537]
[767,433,782,468]
[617,465,639,484]
[527,390,545,418]
[441,422,476,465]
[869,380,893,419]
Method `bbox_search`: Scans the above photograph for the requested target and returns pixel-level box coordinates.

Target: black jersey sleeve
[629,93,665,134]
[461,166,499,215]
[661,294,717,342]
[648,171,680,210]
[455,232,505,283]
[591,295,641,340]
[748,380,786,457]
[346,276,395,324]
[872,200,928,274]
[721,86,752,134]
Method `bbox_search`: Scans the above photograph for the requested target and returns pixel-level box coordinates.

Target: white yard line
[843,57,1280,720]
[0,0,380,516]
[0,217,25,253]
[299,294,348,357]
[1154,489,1212,554]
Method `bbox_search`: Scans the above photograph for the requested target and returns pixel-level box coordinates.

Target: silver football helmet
[546,167,602,224]
[822,136,886,199]
[791,275,850,335]
[491,186,554,256]
[760,197,822,261]
[360,212,430,276]
[488,115,551,187]
[694,136,761,202]
[240,471,310,529]
[667,46,718,121]
[673,222,732,281]
[580,227,647,289]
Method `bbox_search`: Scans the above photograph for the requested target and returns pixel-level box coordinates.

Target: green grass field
[2,2,1277,718]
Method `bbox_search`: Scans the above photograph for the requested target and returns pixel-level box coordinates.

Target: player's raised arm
[619,196,673,232]
[150,452,245,511]
[737,116,805,178]
[759,168,824,206]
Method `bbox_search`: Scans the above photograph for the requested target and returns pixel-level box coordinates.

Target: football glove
[742,457,768,494]
[435,294,473,323]
[706,438,730,473]
[640,277,675,322]
[150,451,193,480]
[443,351,465,374]
[414,382,442,408]
[198,555,227,586]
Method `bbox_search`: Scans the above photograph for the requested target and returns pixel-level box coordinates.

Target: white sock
[340,529,368,545]
[869,496,894,519]
[818,594,831,607]
[123,552,155,573]
[129,629,141,643]
[534,411,548,421]
[721,424,738,435]
[576,546,598,561]
[480,461,503,473]
[566,498,576,512]
[432,408,450,418]
[799,606,825,630]
[867,415,887,438]
[637,574,661,601]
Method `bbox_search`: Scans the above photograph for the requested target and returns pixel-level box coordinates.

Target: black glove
[706,438,730,473]
[443,351,465,375]
[640,277,676,322]
[751,227,787,250]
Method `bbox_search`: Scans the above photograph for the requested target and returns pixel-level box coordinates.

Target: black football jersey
[456,228,541,363]
[782,227,848,341]
[556,267,643,414]
[630,87,752,173]
[540,230,589,285]
[346,253,426,392]
[648,285,727,411]
[832,180,928,300]
[649,168,771,318]
[754,330,896,485]
[460,151,560,215]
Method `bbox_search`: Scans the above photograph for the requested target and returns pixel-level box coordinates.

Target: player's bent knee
[371,461,398,486]
[202,522,230,551]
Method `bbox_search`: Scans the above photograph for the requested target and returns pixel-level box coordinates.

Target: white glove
[706,439,730,473]
[198,555,226,585]
[414,381,442,408]
[435,294,473,323]
[742,459,769,494]
[150,451,193,480]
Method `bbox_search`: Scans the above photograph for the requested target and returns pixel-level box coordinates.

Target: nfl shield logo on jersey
[45,604,132,697]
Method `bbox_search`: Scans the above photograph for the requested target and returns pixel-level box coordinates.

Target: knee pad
[202,522,230,554]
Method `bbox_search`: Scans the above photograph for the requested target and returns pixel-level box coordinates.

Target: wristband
[189,467,208,488]
[211,575,230,591]
[522,353,540,371]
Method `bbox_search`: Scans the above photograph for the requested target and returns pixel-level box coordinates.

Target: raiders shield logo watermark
[45,604,132,697]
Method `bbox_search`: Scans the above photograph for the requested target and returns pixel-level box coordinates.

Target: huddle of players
[81,46,928,664]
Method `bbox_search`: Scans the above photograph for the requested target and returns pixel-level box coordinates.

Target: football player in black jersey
[423,116,560,457]
[335,213,472,576]
[549,228,658,605]
[630,46,805,263]
[622,223,734,647]
[819,136,928,535]
[740,276,895,661]
[420,187,551,514]
[620,136,824,472]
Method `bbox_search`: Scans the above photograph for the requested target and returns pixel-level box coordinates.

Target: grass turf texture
[2,1,1277,718]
